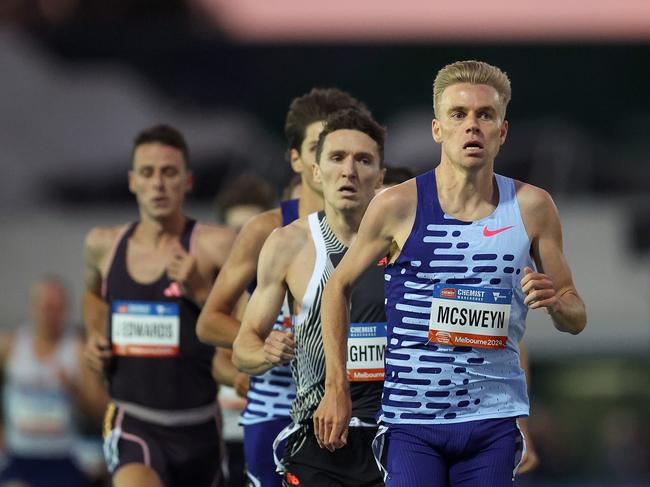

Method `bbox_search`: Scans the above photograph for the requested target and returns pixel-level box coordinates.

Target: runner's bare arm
[232,227,296,376]
[197,211,281,348]
[83,228,113,335]
[212,348,250,397]
[66,340,110,422]
[82,227,116,373]
[517,340,540,474]
[212,348,235,386]
[167,224,237,307]
[517,184,586,334]
[211,289,251,394]
[315,189,401,450]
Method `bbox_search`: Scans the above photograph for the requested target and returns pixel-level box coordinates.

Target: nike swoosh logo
[483,225,514,237]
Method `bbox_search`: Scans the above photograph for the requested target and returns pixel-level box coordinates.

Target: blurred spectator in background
[519,406,573,485]
[0,276,108,487]
[379,165,415,191]
[282,174,302,201]
[601,409,650,484]
[214,172,277,232]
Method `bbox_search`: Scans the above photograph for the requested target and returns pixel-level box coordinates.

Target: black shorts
[103,403,223,487]
[282,423,383,487]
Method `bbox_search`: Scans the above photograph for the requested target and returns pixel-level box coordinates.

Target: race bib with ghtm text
[347,322,387,381]
[429,284,512,349]
[112,301,180,357]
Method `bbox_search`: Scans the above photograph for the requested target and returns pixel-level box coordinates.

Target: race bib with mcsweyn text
[429,284,512,349]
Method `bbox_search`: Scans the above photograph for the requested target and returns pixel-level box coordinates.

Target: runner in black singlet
[83,124,237,487]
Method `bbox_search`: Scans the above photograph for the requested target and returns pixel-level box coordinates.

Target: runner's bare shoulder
[375,178,417,220]
[84,224,128,264]
[192,222,238,262]
[514,180,555,213]
[262,216,310,263]
[218,207,286,268]
[237,207,284,246]
[513,180,559,238]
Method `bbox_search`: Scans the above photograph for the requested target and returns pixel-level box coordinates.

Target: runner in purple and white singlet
[315,60,587,487]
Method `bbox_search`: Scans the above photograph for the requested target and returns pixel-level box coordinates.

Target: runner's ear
[313,163,323,185]
[431,119,442,143]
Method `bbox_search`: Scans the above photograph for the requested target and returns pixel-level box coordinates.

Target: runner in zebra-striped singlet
[316,61,586,487]
[233,109,387,486]
[289,211,384,427]
[197,89,372,486]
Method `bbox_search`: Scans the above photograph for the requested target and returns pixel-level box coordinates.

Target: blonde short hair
[433,60,511,118]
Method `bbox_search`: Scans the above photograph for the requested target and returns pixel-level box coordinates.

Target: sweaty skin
[516,341,540,474]
[315,83,586,451]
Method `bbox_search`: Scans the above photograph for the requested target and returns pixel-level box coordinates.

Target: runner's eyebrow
[354,152,375,161]
[447,105,497,114]
[328,150,348,158]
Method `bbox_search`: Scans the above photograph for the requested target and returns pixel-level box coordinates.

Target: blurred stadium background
[1,1,648,485]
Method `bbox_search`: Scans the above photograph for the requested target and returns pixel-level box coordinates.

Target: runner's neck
[435,165,498,220]
[298,184,324,218]
[133,214,188,247]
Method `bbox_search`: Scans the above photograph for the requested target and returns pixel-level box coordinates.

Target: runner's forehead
[439,83,502,111]
[132,143,186,168]
[323,129,379,155]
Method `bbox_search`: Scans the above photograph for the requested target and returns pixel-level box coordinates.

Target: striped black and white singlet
[290,211,386,424]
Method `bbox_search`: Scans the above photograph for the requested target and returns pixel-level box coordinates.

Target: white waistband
[349,417,377,428]
[115,400,218,427]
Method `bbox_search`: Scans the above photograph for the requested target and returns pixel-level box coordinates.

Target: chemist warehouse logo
[440,288,456,299]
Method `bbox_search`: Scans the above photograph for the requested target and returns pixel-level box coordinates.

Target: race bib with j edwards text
[111,301,180,357]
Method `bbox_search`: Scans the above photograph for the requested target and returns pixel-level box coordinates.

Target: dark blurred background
[0,1,648,485]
